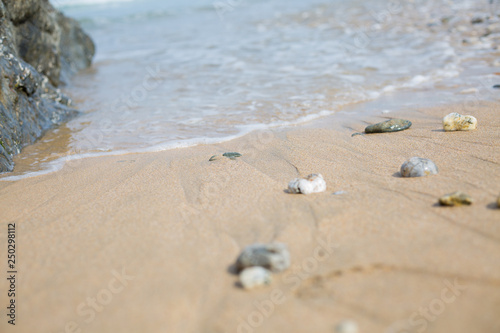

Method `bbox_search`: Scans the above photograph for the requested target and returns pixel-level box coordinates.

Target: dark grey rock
[0,0,95,172]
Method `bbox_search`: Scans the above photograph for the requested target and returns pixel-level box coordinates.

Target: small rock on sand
[365,118,412,134]
[459,88,478,94]
[335,320,359,333]
[439,191,473,206]
[223,152,242,160]
[239,267,272,289]
[400,157,438,177]
[236,243,290,273]
[288,174,327,194]
[442,112,477,131]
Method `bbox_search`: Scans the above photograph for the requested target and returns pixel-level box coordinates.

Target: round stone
[400,157,438,177]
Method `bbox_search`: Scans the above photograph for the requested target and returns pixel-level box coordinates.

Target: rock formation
[0,0,94,172]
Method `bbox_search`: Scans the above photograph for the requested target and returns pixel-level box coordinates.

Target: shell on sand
[236,243,290,273]
[400,157,438,177]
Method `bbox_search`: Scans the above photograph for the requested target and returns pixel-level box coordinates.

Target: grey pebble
[236,243,290,273]
[400,157,438,177]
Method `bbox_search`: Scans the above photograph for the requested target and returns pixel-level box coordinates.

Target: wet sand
[0,101,499,333]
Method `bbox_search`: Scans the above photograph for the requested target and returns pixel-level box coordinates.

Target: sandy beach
[1,100,499,333]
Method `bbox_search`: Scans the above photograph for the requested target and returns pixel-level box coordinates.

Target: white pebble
[442,112,477,131]
[239,267,272,289]
[288,174,326,194]
[459,88,478,94]
[335,320,359,333]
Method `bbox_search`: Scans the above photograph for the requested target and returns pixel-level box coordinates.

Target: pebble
[222,152,242,160]
[471,17,484,24]
[209,155,221,161]
[442,112,477,131]
[363,118,412,134]
[236,243,290,273]
[459,88,478,94]
[493,84,500,89]
[288,173,327,194]
[439,191,474,206]
[210,152,243,161]
[239,267,272,289]
[333,190,347,195]
[335,320,359,333]
[400,157,438,177]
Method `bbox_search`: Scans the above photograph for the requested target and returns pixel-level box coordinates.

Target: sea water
[2,0,498,179]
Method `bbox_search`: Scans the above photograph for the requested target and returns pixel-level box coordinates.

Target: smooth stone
[236,243,290,273]
[442,112,477,131]
[439,191,474,206]
[459,88,478,94]
[209,155,221,161]
[400,157,438,177]
[335,320,359,333]
[288,174,327,195]
[223,152,242,160]
[239,267,272,289]
[494,84,500,89]
[365,118,412,134]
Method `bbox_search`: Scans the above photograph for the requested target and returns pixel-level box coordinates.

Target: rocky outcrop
[0,0,94,172]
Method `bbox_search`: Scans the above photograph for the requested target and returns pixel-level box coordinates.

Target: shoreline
[2,79,497,182]
[1,99,499,332]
